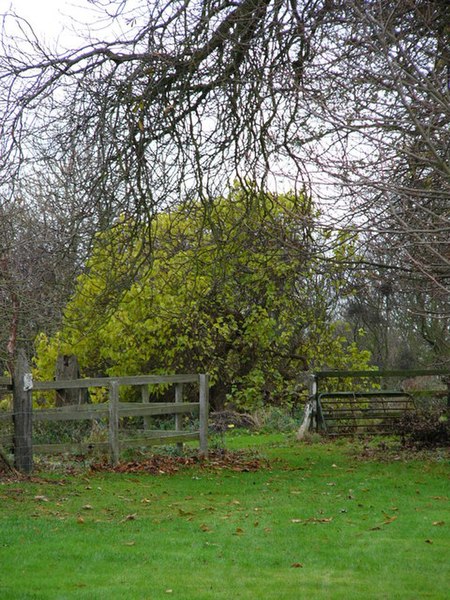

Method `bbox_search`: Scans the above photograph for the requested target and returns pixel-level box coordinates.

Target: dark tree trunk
[55,354,88,406]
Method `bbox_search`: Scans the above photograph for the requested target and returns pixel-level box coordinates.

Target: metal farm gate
[298,368,450,438]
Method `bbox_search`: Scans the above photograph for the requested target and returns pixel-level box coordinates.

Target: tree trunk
[55,354,88,406]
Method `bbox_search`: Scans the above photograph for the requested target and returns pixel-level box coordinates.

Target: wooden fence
[0,353,209,473]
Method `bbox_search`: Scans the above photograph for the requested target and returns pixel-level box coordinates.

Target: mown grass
[1,434,449,599]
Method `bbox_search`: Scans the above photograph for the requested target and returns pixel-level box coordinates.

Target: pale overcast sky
[8,0,79,38]
[7,0,132,48]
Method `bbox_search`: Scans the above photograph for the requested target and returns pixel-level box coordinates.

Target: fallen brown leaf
[89,450,268,476]
[383,515,397,525]
[291,517,332,524]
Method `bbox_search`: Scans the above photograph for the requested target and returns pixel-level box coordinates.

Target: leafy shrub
[34,187,374,414]
[255,406,299,433]
[397,407,449,448]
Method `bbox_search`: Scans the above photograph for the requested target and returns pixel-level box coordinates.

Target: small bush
[397,407,449,448]
[256,406,299,433]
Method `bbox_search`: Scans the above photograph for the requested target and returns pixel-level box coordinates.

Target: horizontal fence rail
[32,373,200,390]
[314,368,450,379]
[0,376,12,387]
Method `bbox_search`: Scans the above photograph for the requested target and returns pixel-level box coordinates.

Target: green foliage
[255,406,299,433]
[34,186,373,410]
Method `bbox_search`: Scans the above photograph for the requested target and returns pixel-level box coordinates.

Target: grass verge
[1,435,449,599]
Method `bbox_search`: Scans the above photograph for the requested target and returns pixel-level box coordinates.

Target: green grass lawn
[1,435,449,599]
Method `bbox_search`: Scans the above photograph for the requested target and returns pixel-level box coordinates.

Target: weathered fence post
[13,349,33,474]
[310,374,319,431]
[175,383,183,452]
[199,374,209,456]
[141,384,151,430]
[296,373,317,441]
[108,380,120,466]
